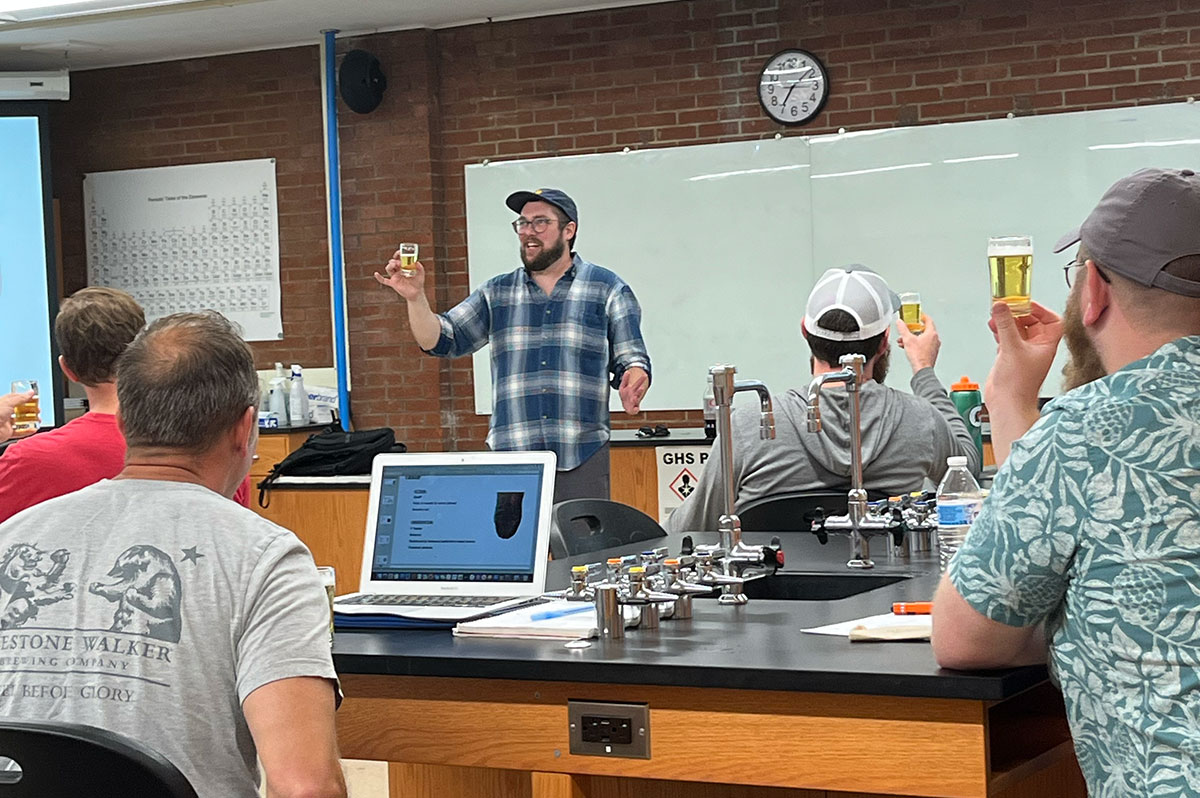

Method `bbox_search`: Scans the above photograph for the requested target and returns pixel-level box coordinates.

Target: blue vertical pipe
[322,29,352,431]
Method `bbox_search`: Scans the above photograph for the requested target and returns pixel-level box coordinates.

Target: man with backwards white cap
[933,167,1200,796]
[667,264,979,533]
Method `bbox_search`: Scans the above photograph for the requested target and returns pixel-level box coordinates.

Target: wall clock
[758,49,830,126]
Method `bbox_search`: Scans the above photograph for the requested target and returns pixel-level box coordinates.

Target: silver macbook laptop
[333,450,556,621]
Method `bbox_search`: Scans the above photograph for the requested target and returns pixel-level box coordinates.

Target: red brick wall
[52,48,333,371]
[52,0,1200,451]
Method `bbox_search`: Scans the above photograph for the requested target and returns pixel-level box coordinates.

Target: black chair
[0,719,198,798]
[736,489,891,532]
[550,498,668,559]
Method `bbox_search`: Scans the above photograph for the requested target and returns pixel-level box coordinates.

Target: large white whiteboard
[465,102,1200,412]
[84,158,283,341]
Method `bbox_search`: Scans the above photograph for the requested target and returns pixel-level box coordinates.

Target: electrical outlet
[567,700,649,759]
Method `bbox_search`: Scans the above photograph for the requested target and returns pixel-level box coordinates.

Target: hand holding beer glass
[988,236,1033,316]
[899,292,925,333]
[10,379,39,436]
[373,243,425,300]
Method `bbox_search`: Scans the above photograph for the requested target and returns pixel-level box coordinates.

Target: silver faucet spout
[732,379,775,440]
[805,367,855,432]
[805,354,875,568]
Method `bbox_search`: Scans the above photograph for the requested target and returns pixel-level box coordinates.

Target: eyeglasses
[1063,259,1112,288]
[511,216,563,234]
[1062,260,1085,288]
[636,424,671,438]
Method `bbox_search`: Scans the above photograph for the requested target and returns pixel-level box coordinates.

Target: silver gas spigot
[709,364,776,603]
[804,354,879,568]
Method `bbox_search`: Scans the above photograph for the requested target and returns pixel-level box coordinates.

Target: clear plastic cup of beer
[397,242,419,277]
[987,236,1033,316]
[899,292,924,333]
[10,379,39,435]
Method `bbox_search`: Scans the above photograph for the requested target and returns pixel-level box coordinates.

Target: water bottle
[936,455,982,572]
[268,376,289,426]
[289,364,310,426]
[950,376,984,463]
[703,375,717,439]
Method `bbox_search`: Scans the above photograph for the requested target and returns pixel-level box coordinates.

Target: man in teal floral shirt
[932,168,1200,797]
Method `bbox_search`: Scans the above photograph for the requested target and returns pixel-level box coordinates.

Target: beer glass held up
[987,236,1033,316]
[10,379,39,435]
[397,243,419,277]
[899,292,924,333]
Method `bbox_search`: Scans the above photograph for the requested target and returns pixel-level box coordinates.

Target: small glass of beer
[316,566,336,645]
[397,242,419,277]
[10,379,39,435]
[987,236,1033,316]
[899,292,924,333]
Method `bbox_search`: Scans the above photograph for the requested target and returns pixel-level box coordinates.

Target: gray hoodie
[665,367,981,533]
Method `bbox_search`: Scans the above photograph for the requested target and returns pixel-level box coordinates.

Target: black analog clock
[757,49,830,126]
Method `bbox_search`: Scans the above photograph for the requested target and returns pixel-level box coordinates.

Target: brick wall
[53,0,1200,451]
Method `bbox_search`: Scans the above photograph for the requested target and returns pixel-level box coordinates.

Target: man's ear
[1082,260,1111,326]
[878,328,891,356]
[58,355,80,385]
[232,405,257,455]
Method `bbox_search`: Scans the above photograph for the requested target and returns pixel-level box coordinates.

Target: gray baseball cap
[804,265,901,341]
[1053,167,1200,297]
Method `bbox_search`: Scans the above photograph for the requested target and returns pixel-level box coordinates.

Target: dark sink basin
[697,571,910,601]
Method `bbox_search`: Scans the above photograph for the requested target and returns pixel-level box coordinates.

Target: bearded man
[667,265,978,533]
[932,168,1200,797]
[376,188,650,501]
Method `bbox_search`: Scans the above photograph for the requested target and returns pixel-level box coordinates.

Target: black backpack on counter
[256,427,405,507]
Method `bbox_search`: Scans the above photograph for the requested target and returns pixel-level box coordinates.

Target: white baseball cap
[803,265,901,342]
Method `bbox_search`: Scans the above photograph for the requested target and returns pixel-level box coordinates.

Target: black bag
[257,427,405,507]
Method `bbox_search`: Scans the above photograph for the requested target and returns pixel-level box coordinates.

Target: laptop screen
[370,462,545,583]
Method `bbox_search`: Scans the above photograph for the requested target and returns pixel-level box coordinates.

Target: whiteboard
[84,158,283,341]
[464,102,1200,412]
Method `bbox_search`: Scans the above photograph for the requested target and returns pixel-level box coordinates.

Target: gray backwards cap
[1053,167,1200,297]
[804,265,901,341]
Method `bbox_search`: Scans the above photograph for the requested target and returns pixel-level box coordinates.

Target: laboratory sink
[698,571,910,601]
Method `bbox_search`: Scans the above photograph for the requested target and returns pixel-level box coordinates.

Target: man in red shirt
[0,289,254,522]
[0,288,145,521]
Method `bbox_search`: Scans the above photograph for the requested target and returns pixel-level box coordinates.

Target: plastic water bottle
[288,364,310,426]
[703,375,717,439]
[936,455,982,571]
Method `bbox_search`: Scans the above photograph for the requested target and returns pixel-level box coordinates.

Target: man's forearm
[987,400,1041,466]
[405,296,443,351]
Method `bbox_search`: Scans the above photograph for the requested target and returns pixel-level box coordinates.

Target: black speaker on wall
[339,49,387,114]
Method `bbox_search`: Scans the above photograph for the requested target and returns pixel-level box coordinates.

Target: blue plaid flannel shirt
[426,254,651,470]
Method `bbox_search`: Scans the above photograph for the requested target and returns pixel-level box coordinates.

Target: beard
[872,345,890,384]
[520,237,565,273]
[1061,285,1108,391]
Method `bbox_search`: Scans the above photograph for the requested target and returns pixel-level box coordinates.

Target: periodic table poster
[83,158,283,341]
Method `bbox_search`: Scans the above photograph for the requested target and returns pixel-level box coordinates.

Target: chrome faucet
[805,354,891,569]
[709,365,776,604]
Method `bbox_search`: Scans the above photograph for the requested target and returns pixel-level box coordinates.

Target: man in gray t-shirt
[0,312,346,798]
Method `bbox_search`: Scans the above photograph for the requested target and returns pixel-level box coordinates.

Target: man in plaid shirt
[375,188,651,501]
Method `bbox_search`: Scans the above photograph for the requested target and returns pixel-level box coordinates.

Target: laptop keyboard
[337,594,522,608]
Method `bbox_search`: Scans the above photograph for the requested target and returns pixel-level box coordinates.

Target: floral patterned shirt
[949,335,1200,798]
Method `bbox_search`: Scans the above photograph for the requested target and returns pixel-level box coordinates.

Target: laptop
[333,450,556,621]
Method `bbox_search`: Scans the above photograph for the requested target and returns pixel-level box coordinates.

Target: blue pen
[530,604,594,622]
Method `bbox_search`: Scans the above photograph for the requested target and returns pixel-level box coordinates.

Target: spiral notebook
[333,451,556,622]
